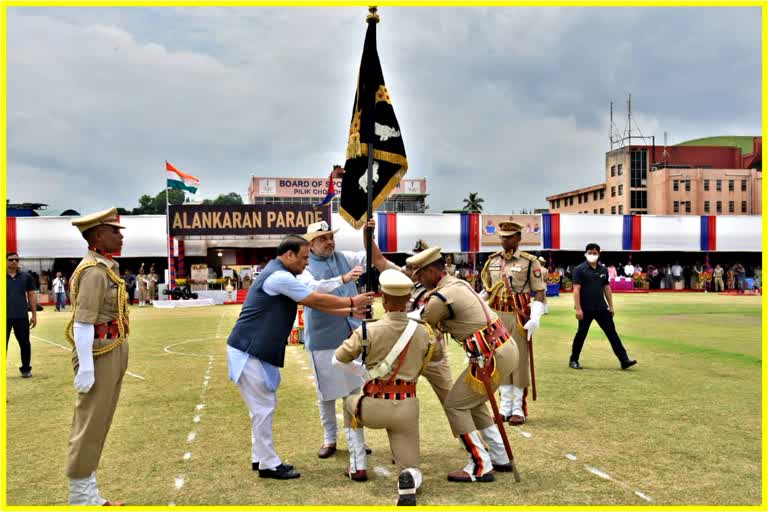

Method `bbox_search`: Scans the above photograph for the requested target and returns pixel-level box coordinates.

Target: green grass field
[4,293,763,506]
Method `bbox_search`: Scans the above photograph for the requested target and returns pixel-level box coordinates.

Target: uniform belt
[463,318,511,359]
[363,378,416,399]
[491,296,517,312]
[94,320,122,340]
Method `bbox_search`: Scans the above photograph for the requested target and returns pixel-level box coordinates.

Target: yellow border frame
[0,2,765,511]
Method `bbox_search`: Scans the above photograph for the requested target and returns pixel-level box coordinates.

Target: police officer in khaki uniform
[64,208,130,506]
[333,269,442,505]
[480,221,547,426]
[407,247,517,483]
[397,241,455,413]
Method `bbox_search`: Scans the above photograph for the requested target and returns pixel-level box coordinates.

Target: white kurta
[308,349,363,401]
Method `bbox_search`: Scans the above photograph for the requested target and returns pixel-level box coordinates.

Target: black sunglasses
[7,258,19,262]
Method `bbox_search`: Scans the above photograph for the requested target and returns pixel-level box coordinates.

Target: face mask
[585,253,599,263]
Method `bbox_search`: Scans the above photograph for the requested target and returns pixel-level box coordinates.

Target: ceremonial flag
[166,161,200,194]
[340,7,408,229]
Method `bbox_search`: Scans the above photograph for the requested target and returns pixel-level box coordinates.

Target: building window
[578,195,582,204]
[611,186,616,197]
[630,150,647,187]
[704,180,710,191]
[593,209,598,214]
[728,180,734,192]
[716,180,722,192]
[611,206,616,214]
[617,164,623,176]
[741,180,747,192]
[618,205,624,214]
[593,191,598,201]
[729,201,734,213]
[673,180,679,192]
[685,180,691,192]
[704,201,710,213]
[685,201,691,213]
[618,184,624,196]
[673,201,680,213]
[600,208,605,214]
[716,201,722,213]
[570,197,574,206]
[742,201,747,213]
[599,189,605,199]
[631,190,647,210]
[611,165,616,177]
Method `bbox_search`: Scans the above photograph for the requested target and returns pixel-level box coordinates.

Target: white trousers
[499,384,525,417]
[318,399,338,444]
[236,358,282,470]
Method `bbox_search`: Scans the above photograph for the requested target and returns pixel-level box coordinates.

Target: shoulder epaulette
[519,252,538,262]
[428,291,454,320]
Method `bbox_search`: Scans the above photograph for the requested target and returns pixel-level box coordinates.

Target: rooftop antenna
[610,100,614,150]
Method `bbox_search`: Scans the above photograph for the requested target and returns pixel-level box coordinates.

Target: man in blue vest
[303,219,390,461]
[226,235,374,480]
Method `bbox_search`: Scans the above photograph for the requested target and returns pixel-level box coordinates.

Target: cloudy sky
[7,6,761,214]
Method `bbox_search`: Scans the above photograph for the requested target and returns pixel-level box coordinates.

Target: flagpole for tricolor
[165,161,174,293]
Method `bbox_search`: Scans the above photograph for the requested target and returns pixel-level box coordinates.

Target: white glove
[407,307,424,321]
[479,290,489,301]
[73,322,95,393]
[331,355,366,377]
[523,300,546,341]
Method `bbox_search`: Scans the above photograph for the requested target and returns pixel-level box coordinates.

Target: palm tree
[462,192,485,213]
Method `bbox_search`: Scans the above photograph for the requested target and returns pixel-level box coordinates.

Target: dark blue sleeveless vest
[226,259,297,367]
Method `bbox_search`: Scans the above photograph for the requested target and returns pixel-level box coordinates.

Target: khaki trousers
[496,310,530,388]
[66,342,129,479]
[443,340,518,436]
[344,395,420,471]
[420,336,454,406]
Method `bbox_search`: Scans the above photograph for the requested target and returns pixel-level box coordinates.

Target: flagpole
[365,143,375,294]
[165,162,173,293]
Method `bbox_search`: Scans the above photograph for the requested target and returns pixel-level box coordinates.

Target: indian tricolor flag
[166,161,200,194]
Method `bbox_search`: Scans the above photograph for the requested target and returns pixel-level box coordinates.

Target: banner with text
[480,214,542,247]
[169,204,330,237]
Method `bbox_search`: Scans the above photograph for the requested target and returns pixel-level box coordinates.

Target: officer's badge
[533,268,542,278]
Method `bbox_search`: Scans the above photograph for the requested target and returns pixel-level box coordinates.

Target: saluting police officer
[480,221,547,426]
[407,247,516,483]
[334,269,443,506]
[65,208,130,506]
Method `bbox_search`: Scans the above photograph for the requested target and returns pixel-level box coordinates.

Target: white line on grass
[170,309,226,498]
[567,459,653,503]
[126,371,145,380]
[373,466,392,478]
[511,426,532,438]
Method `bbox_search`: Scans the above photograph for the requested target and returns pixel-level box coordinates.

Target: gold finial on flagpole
[367,6,380,23]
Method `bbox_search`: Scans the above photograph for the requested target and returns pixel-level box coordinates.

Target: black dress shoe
[492,463,513,472]
[569,361,582,370]
[365,446,373,455]
[253,462,293,471]
[258,463,300,479]
[621,359,637,370]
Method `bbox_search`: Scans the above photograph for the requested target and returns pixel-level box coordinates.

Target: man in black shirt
[569,243,636,370]
[6,252,37,377]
